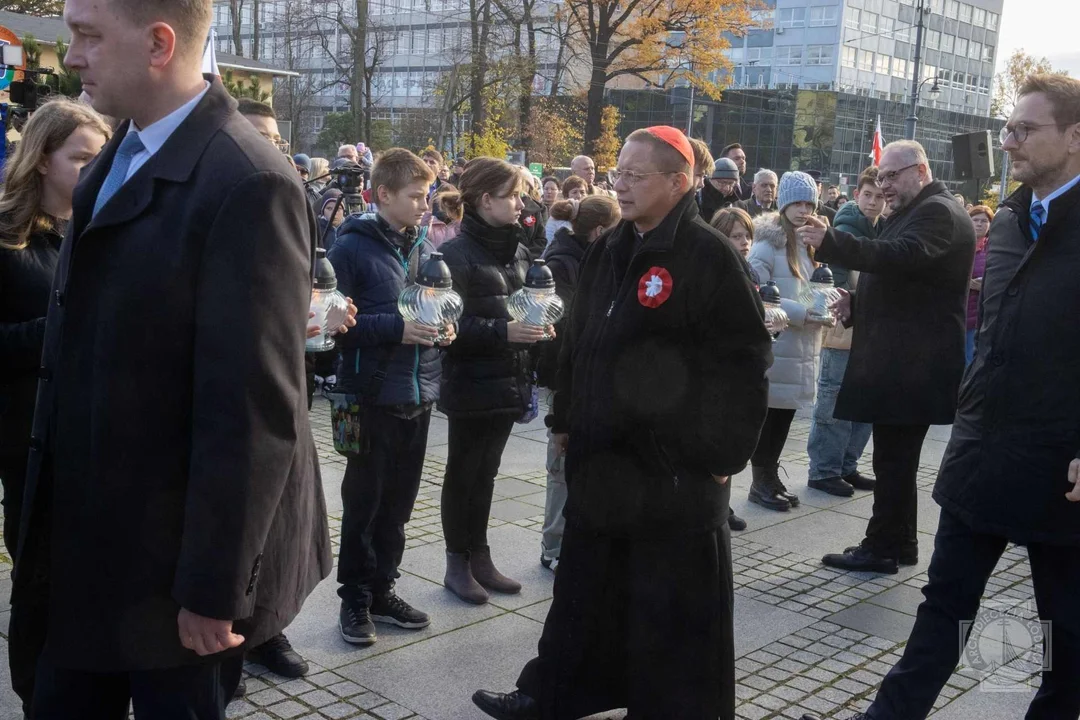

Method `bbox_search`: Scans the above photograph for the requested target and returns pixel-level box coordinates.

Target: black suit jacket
[15,78,332,671]
[817,181,975,425]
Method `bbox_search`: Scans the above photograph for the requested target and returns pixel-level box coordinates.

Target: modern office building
[723,0,1002,117]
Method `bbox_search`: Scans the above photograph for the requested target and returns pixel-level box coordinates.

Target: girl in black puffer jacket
[438,158,549,604]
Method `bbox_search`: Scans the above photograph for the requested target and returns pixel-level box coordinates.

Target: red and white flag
[202,28,221,78]
[869,115,883,166]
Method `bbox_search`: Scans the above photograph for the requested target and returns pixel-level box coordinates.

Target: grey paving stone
[299,689,341,708]
[319,702,361,719]
[268,700,311,719]
[515,599,553,623]
[734,596,817,659]
[370,702,415,719]
[489,498,544,523]
[337,613,542,720]
[248,688,289,706]
[867,582,928,617]
[929,681,1038,718]
[828,602,918,644]
[493,477,545,499]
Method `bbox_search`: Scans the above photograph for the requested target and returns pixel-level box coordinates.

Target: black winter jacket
[328,214,442,407]
[537,227,588,390]
[0,219,63,454]
[699,182,738,224]
[817,181,974,425]
[519,195,547,258]
[438,211,534,418]
[552,192,772,536]
[934,181,1080,546]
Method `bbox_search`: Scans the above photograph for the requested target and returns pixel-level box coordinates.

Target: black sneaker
[370,591,430,629]
[728,510,747,531]
[339,600,378,645]
[247,633,309,678]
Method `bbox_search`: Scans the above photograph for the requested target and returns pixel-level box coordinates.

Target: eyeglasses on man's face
[999,121,1058,145]
[878,163,921,186]
[611,169,677,188]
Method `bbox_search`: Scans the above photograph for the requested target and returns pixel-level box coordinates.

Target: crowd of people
[1,1,1080,720]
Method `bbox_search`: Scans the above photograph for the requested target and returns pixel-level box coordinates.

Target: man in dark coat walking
[797,140,975,574]
[12,0,332,716]
[800,73,1080,720]
[472,126,772,719]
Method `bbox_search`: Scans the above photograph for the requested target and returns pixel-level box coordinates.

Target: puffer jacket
[438,210,534,417]
[328,214,442,407]
[823,202,877,351]
[748,213,823,409]
[519,195,547,258]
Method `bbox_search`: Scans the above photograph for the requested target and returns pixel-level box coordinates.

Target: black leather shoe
[749,467,791,511]
[808,476,855,497]
[728,510,747,531]
[823,546,899,574]
[247,633,309,678]
[899,547,919,565]
[843,471,876,491]
[472,689,540,720]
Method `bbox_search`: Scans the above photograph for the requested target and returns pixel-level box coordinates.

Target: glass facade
[609,88,1005,190]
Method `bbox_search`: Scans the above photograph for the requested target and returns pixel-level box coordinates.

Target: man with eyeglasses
[797,73,1080,720]
[796,139,975,578]
[472,126,771,720]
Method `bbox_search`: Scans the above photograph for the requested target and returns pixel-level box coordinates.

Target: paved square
[0,404,1042,719]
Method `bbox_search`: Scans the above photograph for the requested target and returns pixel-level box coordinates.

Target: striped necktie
[1029,200,1045,243]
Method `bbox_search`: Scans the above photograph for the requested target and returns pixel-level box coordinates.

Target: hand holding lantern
[800,264,841,328]
[307,248,351,352]
[759,281,789,340]
[398,252,463,345]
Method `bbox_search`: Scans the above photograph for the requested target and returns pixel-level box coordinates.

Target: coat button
[54,290,64,306]
[992,354,1005,367]
[1006,286,1019,297]
[29,436,43,452]
[38,367,52,382]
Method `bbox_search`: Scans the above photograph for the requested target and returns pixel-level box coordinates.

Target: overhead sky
[994,0,1080,77]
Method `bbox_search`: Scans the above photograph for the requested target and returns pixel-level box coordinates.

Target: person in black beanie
[438,158,549,604]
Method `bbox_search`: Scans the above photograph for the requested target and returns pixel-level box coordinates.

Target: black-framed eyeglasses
[999,122,1058,145]
[610,169,677,188]
[878,163,921,186]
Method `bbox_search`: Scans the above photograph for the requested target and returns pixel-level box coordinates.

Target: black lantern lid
[810,264,834,285]
[313,247,337,290]
[759,281,781,303]
[525,259,555,289]
[417,252,454,289]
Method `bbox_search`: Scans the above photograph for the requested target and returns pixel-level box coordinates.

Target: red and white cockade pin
[638,266,673,308]
[523,215,536,227]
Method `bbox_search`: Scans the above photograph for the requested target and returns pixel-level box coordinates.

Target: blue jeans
[807,347,872,481]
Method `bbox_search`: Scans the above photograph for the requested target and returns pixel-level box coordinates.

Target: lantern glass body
[307,287,351,352]
[507,286,564,340]
[800,281,841,327]
[762,300,789,341]
[398,284,464,343]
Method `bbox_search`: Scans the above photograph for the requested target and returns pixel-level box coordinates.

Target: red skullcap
[644,126,695,170]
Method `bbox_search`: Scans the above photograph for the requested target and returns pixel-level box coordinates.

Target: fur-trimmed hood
[752,212,788,250]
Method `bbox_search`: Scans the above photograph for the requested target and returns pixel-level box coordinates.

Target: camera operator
[0,96,111,717]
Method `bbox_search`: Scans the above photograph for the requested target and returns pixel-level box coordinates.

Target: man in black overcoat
[797,140,975,574]
[799,73,1080,720]
[12,0,332,716]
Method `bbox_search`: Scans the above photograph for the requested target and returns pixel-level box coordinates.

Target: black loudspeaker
[951,130,994,180]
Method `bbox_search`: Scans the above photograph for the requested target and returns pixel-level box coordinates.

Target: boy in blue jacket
[328,149,457,645]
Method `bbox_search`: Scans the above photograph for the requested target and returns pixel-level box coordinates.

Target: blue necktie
[93,131,146,218]
[1029,200,1045,243]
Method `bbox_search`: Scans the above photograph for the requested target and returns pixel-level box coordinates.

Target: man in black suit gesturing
[12,0,332,716]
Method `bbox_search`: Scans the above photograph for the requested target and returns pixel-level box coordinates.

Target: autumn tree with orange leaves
[569,0,762,154]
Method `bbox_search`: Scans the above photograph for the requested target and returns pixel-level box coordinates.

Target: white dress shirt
[122,82,211,183]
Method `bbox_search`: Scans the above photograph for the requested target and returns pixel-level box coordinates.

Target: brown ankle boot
[444,551,489,604]
[470,546,522,594]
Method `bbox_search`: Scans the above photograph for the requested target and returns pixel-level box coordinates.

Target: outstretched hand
[796,215,829,249]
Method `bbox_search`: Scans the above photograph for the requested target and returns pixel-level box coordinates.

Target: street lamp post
[905,0,930,140]
[907,77,942,140]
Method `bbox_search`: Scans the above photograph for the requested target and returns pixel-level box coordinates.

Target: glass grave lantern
[398,252,463,344]
[759,281,789,341]
[507,259,565,341]
[800,264,841,327]
[307,247,351,352]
